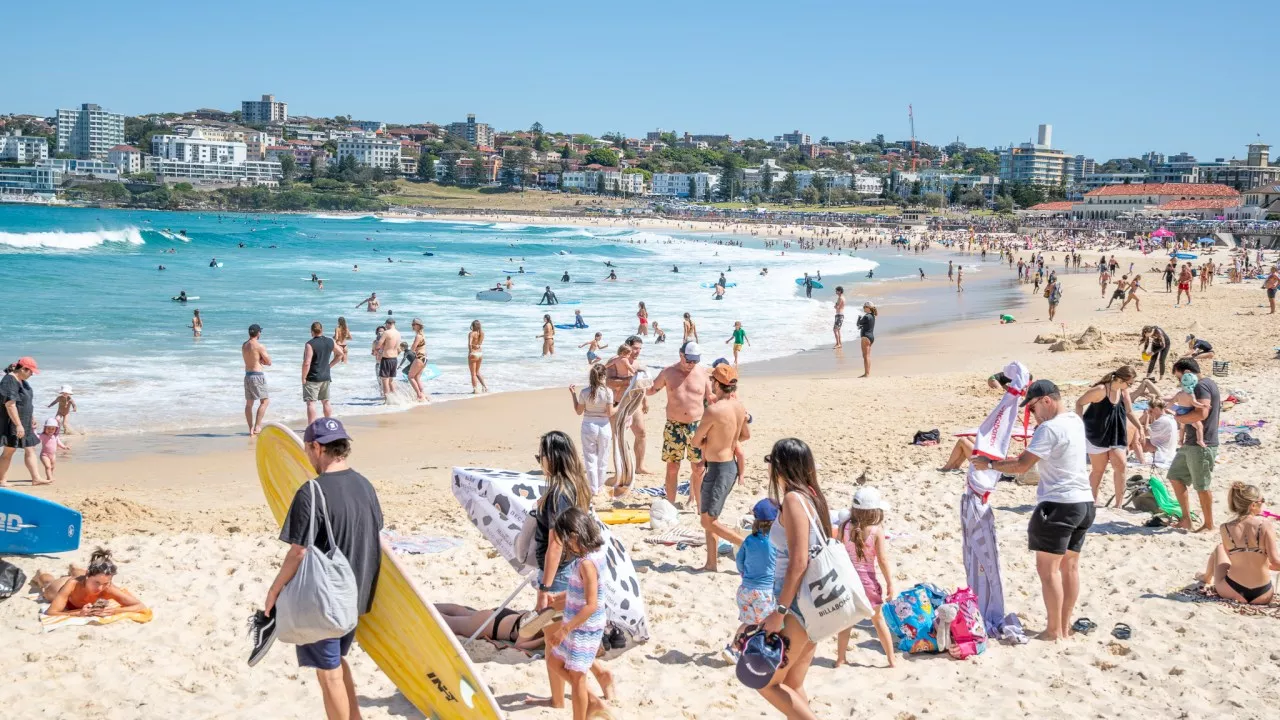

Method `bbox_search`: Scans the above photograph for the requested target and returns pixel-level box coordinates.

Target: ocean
[0,206,1009,435]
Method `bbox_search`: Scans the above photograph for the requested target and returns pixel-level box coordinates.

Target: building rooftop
[1157,198,1242,210]
[1027,201,1075,212]
[1244,183,1280,195]
[108,145,139,152]
[1084,183,1239,198]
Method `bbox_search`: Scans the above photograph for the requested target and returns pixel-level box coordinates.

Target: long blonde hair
[840,507,883,562]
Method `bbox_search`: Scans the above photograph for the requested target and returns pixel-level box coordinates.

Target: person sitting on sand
[1183,334,1214,361]
[1199,482,1279,605]
[37,548,147,617]
[434,604,546,651]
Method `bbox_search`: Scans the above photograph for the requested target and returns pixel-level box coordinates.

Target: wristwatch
[775,605,790,617]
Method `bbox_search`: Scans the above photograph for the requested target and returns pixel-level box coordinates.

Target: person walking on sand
[467,320,488,393]
[190,309,203,338]
[1176,264,1193,307]
[1264,266,1280,314]
[539,314,556,356]
[648,342,712,508]
[1168,358,1221,533]
[1,358,42,487]
[832,286,846,349]
[682,313,698,343]
[242,324,273,436]
[857,302,877,378]
[303,322,340,424]
[691,364,750,571]
[636,302,649,336]
[1075,367,1143,509]
[1120,274,1144,312]
[972,380,1094,642]
[265,418,383,720]
[726,321,750,366]
[1099,265,1112,298]
[355,292,380,313]
[47,385,76,435]
[376,317,401,400]
[1046,275,1062,321]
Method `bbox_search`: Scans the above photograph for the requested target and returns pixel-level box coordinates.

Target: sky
[4,0,1275,162]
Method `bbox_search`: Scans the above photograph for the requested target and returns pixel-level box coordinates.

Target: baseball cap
[736,631,785,690]
[680,341,701,363]
[851,486,890,512]
[303,417,351,444]
[248,323,262,335]
[14,356,38,374]
[752,498,779,522]
[1020,379,1060,407]
[712,364,738,386]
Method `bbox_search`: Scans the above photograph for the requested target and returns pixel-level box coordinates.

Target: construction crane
[908,104,918,171]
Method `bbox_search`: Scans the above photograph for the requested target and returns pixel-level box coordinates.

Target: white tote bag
[795,499,873,641]
[276,481,359,645]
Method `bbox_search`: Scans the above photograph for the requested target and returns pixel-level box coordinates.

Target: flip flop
[1071,617,1097,635]
[1111,623,1132,640]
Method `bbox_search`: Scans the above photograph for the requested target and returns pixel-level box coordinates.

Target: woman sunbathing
[36,548,147,617]
[435,604,547,651]
[1200,483,1280,605]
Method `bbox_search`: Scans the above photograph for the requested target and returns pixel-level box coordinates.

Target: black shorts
[1111,290,1125,300]
[700,460,737,518]
[1268,288,1277,299]
[377,357,398,378]
[1028,501,1095,555]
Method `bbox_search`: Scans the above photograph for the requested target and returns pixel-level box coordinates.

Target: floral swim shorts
[661,419,702,463]
[736,587,776,625]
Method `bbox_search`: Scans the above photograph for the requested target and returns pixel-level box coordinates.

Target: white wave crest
[378,217,432,224]
[309,213,376,220]
[492,222,530,231]
[0,227,146,250]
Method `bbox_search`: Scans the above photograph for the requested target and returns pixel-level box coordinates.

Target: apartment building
[651,172,718,198]
[42,158,119,180]
[998,124,1069,187]
[0,131,49,163]
[336,134,401,171]
[107,145,142,174]
[150,158,281,185]
[242,94,288,125]
[55,103,125,159]
[151,131,248,164]
[0,164,62,198]
[351,120,386,133]
[447,114,494,149]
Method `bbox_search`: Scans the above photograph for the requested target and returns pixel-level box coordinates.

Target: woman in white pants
[569,364,616,495]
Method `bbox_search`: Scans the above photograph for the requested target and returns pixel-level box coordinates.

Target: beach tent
[1197,237,1215,245]
[451,467,651,642]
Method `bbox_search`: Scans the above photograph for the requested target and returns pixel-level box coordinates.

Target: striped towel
[643,526,706,546]
[631,482,691,498]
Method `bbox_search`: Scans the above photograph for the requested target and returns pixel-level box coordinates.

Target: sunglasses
[763,454,772,465]
[534,453,543,463]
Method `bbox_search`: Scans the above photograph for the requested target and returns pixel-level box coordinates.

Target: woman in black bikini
[857,302,877,378]
[434,604,547,650]
[1200,482,1279,605]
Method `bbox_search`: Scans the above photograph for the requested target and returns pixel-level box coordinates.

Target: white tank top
[579,386,612,419]
[769,491,823,593]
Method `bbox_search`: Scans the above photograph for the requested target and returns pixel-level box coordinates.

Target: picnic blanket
[40,603,153,632]
[1171,582,1280,620]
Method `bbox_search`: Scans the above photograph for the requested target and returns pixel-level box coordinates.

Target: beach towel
[966,360,1029,497]
[630,482,690,498]
[40,603,154,632]
[380,531,464,555]
[610,370,651,492]
[1170,582,1280,620]
[643,526,706,547]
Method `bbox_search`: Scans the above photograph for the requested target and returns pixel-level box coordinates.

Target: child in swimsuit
[1168,371,1207,447]
[579,333,605,364]
[36,417,69,484]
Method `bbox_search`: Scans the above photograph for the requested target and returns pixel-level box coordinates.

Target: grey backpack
[276,481,359,645]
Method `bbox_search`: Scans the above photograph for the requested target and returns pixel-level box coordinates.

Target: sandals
[1071,617,1097,635]
[1111,623,1132,640]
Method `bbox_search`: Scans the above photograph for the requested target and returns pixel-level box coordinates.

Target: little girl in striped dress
[545,508,614,719]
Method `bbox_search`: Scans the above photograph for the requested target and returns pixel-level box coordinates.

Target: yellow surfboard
[596,508,651,526]
[255,423,503,720]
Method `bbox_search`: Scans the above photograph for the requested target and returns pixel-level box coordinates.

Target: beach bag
[649,498,679,530]
[795,499,872,641]
[911,429,940,446]
[276,481,359,645]
[882,583,947,654]
[1212,361,1230,378]
[0,560,25,601]
[944,587,987,659]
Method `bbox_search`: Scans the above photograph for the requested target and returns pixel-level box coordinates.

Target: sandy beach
[4,240,1279,719]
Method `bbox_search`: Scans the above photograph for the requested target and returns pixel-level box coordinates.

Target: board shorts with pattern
[661,419,701,463]
[736,586,776,624]
[244,372,268,401]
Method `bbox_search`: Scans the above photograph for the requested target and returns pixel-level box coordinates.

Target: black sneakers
[247,610,277,667]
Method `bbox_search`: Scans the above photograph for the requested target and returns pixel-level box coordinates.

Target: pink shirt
[37,432,66,457]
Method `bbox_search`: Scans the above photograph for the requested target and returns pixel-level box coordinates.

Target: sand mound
[1050,326,1107,352]
[76,496,159,526]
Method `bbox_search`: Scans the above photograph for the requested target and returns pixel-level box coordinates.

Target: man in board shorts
[241,324,272,436]
[648,342,711,508]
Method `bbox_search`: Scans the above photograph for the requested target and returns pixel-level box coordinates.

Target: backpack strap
[303,480,335,548]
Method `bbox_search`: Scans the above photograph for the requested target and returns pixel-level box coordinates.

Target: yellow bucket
[1141,352,1152,362]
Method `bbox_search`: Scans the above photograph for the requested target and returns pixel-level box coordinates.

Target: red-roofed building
[107,144,142,174]
[1023,201,1074,216]
[1072,183,1239,219]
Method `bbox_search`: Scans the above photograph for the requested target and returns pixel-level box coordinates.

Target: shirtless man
[376,317,401,399]
[648,342,712,508]
[1176,263,1193,306]
[1264,266,1280,314]
[1106,275,1129,309]
[832,286,846,349]
[691,364,749,571]
[356,292,380,313]
[241,324,272,436]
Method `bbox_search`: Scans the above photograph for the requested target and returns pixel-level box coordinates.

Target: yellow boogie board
[256,423,503,720]
[596,508,650,526]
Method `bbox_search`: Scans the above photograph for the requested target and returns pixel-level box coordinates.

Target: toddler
[545,508,613,720]
[727,499,777,662]
[1168,371,1207,447]
[836,487,897,668]
[47,385,77,434]
[36,417,69,485]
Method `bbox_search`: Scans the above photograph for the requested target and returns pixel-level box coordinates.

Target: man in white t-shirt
[973,380,1095,642]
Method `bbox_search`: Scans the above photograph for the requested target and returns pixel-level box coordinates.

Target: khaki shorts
[244,373,268,401]
[303,381,330,402]
[1167,445,1216,492]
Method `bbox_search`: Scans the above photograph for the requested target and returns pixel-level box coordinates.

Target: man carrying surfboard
[265,418,383,720]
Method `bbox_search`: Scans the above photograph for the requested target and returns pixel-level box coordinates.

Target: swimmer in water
[538,286,559,305]
[353,264,359,272]
[607,269,618,281]
[672,265,679,273]
[209,258,218,267]
[459,267,472,276]
[190,309,202,337]
[311,273,319,282]
[505,276,514,289]
[356,292,380,313]
[561,271,571,282]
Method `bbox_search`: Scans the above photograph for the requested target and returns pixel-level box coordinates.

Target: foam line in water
[0,227,145,250]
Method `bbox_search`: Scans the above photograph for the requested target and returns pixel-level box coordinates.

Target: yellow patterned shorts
[661,420,702,463]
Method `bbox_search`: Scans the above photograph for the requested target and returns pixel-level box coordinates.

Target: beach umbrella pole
[468,571,538,642]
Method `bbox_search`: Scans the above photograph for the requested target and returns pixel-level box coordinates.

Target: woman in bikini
[333,316,351,363]
[434,604,546,651]
[1200,482,1279,605]
[636,302,649,336]
[407,318,428,402]
[190,309,202,338]
[37,548,147,617]
[682,313,698,343]
[540,314,556,357]
[467,320,488,393]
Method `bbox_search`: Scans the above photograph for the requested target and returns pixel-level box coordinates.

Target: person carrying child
[48,385,76,434]
[836,487,897,668]
[727,499,778,662]
[544,508,615,720]
[1169,371,1208,447]
[36,417,69,484]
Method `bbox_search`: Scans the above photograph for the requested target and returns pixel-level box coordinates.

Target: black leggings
[1146,347,1168,379]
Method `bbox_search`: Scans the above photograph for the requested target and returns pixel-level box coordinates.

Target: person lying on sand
[435,604,547,651]
[36,548,147,617]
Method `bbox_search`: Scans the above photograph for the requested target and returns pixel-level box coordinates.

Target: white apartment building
[55,103,125,159]
[792,169,853,191]
[43,158,119,180]
[560,170,645,194]
[651,172,718,198]
[0,165,63,198]
[107,145,142,174]
[151,131,248,164]
[0,131,49,163]
[337,134,401,170]
[242,94,288,125]
[352,120,386,133]
[150,158,281,185]
[854,174,884,195]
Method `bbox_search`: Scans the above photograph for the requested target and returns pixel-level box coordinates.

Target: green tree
[960,189,987,208]
[278,154,297,183]
[761,167,773,195]
[596,173,606,195]
[909,179,922,202]
[800,186,820,204]
[923,192,944,208]
[442,155,458,184]
[687,175,697,199]
[947,183,961,205]
[530,121,543,134]
[417,154,435,182]
[718,155,740,201]
[777,171,798,200]
[811,173,829,204]
[995,195,1015,213]
[584,147,619,167]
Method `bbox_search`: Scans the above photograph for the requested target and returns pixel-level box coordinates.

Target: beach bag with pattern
[944,587,987,659]
[882,583,947,654]
[795,499,873,641]
[276,481,359,645]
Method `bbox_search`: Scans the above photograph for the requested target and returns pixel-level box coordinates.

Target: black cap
[248,323,262,335]
[1020,379,1060,407]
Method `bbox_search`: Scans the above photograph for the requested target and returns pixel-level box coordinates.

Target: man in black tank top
[303,321,338,424]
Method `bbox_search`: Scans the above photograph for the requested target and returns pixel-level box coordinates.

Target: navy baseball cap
[303,417,350,444]
[736,631,784,689]
[752,498,779,522]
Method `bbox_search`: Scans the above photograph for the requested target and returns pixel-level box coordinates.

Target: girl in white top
[570,364,616,494]
[760,438,831,720]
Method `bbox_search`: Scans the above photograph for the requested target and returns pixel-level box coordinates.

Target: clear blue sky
[6,0,1275,161]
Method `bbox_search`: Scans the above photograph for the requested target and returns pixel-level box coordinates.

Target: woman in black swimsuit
[434,604,546,650]
[1200,482,1279,605]
[1139,325,1170,380]
[857,302,877,378]
[1075,366,1143,509]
